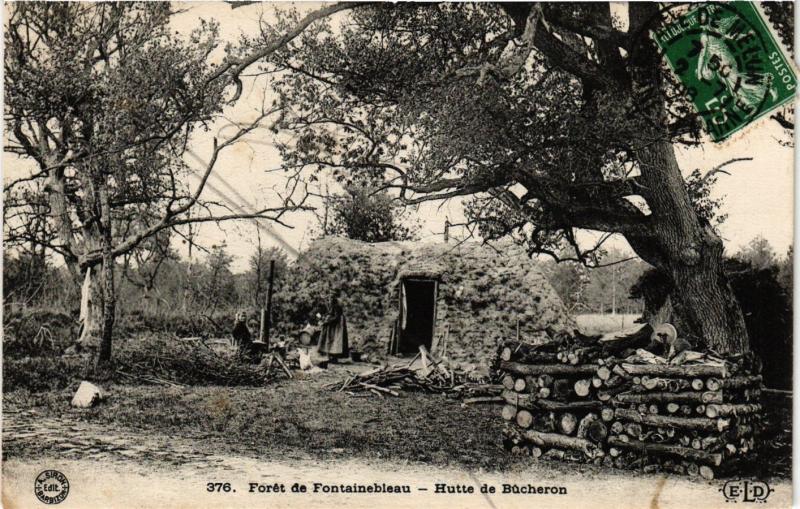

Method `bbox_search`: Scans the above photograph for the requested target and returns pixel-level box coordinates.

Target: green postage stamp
[653,2,797,141]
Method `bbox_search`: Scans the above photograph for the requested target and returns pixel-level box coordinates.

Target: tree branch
[701,158,753,184]
[210,2,369,101]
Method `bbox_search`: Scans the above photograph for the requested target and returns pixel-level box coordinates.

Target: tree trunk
[622,5,750,356]
[45,166,108,353]
[620,363,727,378]
[627,140,750,354]
[613,408,730,432]
[615,391,723,405]
[502,390,602,412]
[524,430,601,457]
[78,266,103,348]
[97,180,116,365]
[608,437,723,466]
[43,168,79,276]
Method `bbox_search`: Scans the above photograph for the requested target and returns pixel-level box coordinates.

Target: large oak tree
[258,2,792,354]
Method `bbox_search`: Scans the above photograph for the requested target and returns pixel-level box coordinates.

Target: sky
[165,2,486,270]
[2,2,795,273]
[169,2,794,271]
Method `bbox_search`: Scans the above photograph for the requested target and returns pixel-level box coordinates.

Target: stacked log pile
[499,337,763,479]
[498,338,608,463]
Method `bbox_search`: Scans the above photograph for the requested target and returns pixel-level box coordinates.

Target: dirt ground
[2,363,792,509]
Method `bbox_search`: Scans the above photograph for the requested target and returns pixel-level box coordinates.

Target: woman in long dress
[317,293,349,361]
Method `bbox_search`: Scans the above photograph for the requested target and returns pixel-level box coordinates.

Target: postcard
[2,2,794,508]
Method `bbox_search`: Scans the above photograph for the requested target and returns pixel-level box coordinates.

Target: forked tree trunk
[47,167,106,354]
[627,140,749,355]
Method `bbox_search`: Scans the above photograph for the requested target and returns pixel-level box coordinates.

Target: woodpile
[499,333,763,479]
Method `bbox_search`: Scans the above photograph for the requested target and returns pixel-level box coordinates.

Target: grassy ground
[3,333,275,393]
[4,368,521,471]
[575,313,641,335]
[3,327,790,481]
[4,371,791,480]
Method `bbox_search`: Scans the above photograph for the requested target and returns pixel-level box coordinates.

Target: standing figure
[317,292,349,361]
[231,310,255,360]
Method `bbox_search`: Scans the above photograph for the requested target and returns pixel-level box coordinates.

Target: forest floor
[3,365,791,507]
[6,362,528,471]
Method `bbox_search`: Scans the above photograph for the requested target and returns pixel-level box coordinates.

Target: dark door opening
[398,278,437,355]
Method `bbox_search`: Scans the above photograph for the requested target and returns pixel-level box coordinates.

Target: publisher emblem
[720,479,773,503]
[34,470,69,505]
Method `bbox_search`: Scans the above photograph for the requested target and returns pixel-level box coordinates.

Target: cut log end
[574,379,592,397]
[516,409,534,429]
[557,412,578,435]
[586,421,608,443]
[501,404,517,421]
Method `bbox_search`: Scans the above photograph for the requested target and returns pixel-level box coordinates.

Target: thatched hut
[283,237,575,364]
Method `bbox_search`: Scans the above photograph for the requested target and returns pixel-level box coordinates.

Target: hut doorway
[397,278,438,354]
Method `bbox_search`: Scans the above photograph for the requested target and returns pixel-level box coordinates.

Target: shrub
[3,308,78,358]
[3,356,89,392]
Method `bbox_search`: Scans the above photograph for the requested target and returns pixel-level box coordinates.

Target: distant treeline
[541,238,792,318]
[3,235,792,342]
[4,243,293,337]
[539,251,650,316]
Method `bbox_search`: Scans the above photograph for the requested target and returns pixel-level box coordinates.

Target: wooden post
[259,309,267,342]
[265,259,275,347]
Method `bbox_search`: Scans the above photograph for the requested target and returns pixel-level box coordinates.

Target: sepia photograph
[1,1,796,508]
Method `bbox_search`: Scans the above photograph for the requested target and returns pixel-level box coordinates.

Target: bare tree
[4,3,316,364]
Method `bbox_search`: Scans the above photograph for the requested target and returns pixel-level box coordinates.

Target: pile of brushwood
[114,336,278,387]
[499,328,763,479]
[328,347,501,401]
